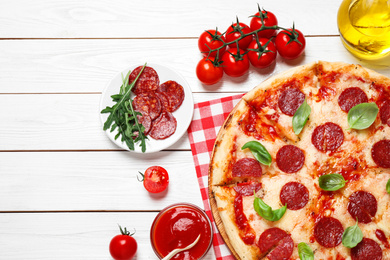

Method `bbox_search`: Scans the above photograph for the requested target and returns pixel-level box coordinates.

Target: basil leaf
[242,141,272,166]
[347,103,379,130]
[293,98,311,135]
[342,221,363,248]
[298,242,314,260]
[318,174,346,191]
[386,179,390,194]
[254,195,287,221]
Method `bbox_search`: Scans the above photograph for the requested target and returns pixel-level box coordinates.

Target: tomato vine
[196,4,306,85]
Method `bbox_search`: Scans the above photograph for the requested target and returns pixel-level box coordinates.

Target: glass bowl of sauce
[150,203,213,260]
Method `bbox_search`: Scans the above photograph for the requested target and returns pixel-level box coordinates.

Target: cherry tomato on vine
[247,38,277,69]
[109,226,137,260]
[196,57,223,85]
[225,22,252,50]
[138,166,169,193]
[198,29,226,58]
[250,8,278,39]
[221,48,250,77]
[275,28,306,60]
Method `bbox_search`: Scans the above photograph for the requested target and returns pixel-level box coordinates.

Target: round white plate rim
[99,63,194,153]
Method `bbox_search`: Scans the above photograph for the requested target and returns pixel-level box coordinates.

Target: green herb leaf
[386,179,390,194]
[298,242,314,260]
[241,141,272,166]
[101,63,148,152]
[342,220,363,248]
[254,194,286,221]
[293,98,311,135]
[347,103,379,130]
[318,173,346,191]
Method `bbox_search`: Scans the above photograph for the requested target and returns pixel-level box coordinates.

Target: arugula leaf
[241,141,272,166]
[342,220,363,248]
[254,194,287,221]
[298,242,314,260]
[101,64,148,152]
[386,178,390,194]
[318,173,346,191]
[347,103,379,130]
[293,98,311,135]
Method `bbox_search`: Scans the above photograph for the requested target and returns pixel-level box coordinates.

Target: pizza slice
[212,171,320,259]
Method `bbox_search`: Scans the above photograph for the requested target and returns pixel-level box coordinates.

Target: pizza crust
[213,186,262,259]
[242,61,318,103]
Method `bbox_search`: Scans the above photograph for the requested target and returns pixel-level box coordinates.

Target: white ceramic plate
[100,63,194,153]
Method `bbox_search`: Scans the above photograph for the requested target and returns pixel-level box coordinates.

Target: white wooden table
[1,0,389,259]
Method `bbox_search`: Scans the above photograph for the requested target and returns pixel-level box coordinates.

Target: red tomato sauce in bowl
[150,203,213,259]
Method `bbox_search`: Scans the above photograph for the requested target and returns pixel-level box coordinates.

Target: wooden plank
[0,92,232,151]
[0,37,389,94]
[0,151,205,211]
[0,0,340,38]
[0,212,216,259]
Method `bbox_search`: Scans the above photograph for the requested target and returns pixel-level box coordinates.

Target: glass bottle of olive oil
[337,0,390,60]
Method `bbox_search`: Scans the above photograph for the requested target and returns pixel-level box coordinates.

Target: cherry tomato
[247,38,277,69]
[221,48,250,77]
[250,9,278,39]
[225,22,252,50]
[196,57,223,85]
[109,226,137,260]
[275,28,306,60]
[198,29,226,58]
[139,166,169,193]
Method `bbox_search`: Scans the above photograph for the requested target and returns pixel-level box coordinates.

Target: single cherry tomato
[196,57,223,85]
[138,166,169,193]
[109,226,137,260]
[247,38,277,69]
[198,29,226,58]
[275,28,306,60]
[221,48,250,77]
[225,21,252,50]
[250,8,278,39]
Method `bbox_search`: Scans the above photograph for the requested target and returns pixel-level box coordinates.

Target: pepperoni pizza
[209,61,390,260]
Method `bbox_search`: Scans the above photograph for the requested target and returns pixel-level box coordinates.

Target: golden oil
[337,0,390,60]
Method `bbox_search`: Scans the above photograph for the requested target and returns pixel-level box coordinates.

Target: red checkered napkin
[187,94,244,260]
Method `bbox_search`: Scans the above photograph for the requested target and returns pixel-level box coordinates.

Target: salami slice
[129,66,159,95]
[257,227,289,254]
[278,88,305,116]
[380,99,390,126]
[257,227,294,260]
[351,238,383,260]
[371,139,390,168]
[347,191,377,223]
[136,113,152,135]
[311,122,344,152]
[157,80,185,112]
[155,92,170,110]
[232,158,262,177]
[279,182,309,210]
[132,92,162,120]
[314,217,344,248]
[276,145,305,173]
[338,87,368,112]
[149,110,177,140]
[233,182,262,196]
[266,235,294,260]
